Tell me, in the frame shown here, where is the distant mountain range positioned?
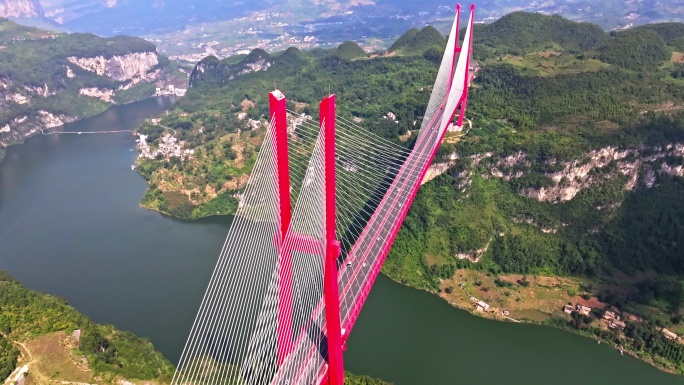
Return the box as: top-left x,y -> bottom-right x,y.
2,0 -> 683,38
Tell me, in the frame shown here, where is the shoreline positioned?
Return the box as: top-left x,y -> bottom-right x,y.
130,189 -> 684,378
0,95 -> 170,168
382,270 -> 684,377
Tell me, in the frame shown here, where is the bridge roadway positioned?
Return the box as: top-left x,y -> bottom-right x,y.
271,106 -> 447,385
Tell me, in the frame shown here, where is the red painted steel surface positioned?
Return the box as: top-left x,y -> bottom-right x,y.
270,90 -> 294,366
321,95 -> 345,385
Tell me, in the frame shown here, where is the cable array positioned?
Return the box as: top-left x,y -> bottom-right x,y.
418,7 -> 460,137
171,120 -> 282,385
171,6 -> 474,383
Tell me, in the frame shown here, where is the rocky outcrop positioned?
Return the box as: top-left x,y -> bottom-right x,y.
0,77 -> 11,88
79,87 -> 114,103
38,110 -> 73,129
23,83 -> 54,97
240,59 -> 270,75
456,241 -> 490,263
190,50 -> 272,87
0,111 -> 74,144
422,161 -> 452,185
67,52 -> 159,82
422,153 -> 459,184
473,144 -> 684,203
6,93 -> 28,104
0,0 -> 43,18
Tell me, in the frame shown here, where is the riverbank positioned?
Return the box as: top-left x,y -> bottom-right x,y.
423,268 -> 684,376
0,96 -> 175,168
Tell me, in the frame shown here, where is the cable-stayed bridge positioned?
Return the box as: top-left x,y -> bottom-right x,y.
171,5 -> 475,385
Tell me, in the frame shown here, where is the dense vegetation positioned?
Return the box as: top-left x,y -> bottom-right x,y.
345,372 -> 392,385
137,27 -> 446,217
597,29 -> 671,71
0,270 -> 174,381
473,12 -> 608,57
547,312 -> 684,373
381,15 -> 684,354
0,334 -> 18,381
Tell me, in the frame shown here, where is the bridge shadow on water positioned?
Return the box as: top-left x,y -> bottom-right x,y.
304,319 -> 330,363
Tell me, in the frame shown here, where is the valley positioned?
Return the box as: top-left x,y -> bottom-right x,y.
132,11 -> 684,375
0,1 -> 684,383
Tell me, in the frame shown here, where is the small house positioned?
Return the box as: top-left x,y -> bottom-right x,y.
609,319 -> 626,330
603,311 -> 616,321
476,300 -> 490,311
563,305 -> 573,314
576,304 -> 591,316
662,329 -> 679,340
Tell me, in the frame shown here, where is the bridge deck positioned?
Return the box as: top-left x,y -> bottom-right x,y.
271,108 -> 447,385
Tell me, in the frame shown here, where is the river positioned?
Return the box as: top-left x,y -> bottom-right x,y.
0,98 -> 681,384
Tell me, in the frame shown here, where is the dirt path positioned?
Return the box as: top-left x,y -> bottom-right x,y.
1,333 -> 53,385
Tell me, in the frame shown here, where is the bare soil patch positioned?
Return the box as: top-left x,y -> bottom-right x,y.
24,331 -> 92,383
241,99 -> 255,112
574,295 -> 607,309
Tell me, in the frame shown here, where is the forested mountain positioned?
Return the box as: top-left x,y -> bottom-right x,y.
136,12 -> 684,372
136,27 -> 443,218
0,18 -> 186,163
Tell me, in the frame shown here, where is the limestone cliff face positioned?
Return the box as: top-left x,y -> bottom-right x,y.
453,144 -> 684,203
0,0 -> 43,18
67,52 -> 159,82
0,111 -> 75,145
79,87 -> 114,103
514,145 -> 684,202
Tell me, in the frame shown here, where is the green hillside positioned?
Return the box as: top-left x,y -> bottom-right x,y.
137,40 -> 438,218
333,41 -> 367,60
0,271 -> 173,383
598,29 -> 671,71
474,12 -> 608,57
135,12 -> 684,373
631,22 -> 684,50
389,26 -> 446,54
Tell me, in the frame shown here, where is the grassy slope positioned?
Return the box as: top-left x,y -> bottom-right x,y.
0,271 -> 174,383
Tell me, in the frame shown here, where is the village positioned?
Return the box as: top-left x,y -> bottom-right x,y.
465,292 -> 681,345
136,131 -> 194,162
154,84 -> 188,97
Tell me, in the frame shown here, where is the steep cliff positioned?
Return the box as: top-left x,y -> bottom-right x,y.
0,18 -> 187,161
67,51 -> 159,82
0,0 -> 42,18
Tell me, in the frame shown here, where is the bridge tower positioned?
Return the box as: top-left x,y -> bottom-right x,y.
270,90 -> 294,366
456,4 -> 475,127
321,94 -> 344,385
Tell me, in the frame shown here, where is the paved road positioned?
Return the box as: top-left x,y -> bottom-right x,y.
270,105 -> 447,385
